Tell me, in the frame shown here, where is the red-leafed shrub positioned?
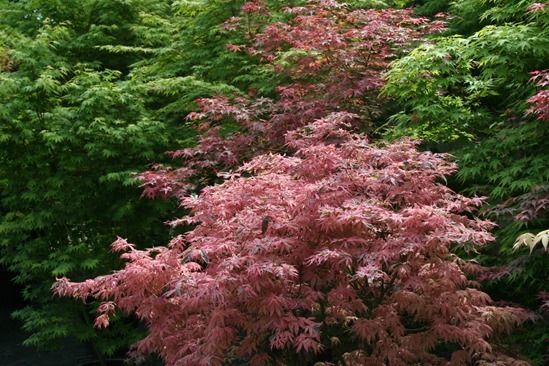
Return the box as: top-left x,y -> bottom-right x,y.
55,113 -> 530,366
138,1 -> 445,201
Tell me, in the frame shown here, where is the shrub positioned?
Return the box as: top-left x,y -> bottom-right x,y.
55,113 -> 530,366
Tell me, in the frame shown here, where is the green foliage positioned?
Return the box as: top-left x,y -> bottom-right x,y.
504,322 -> 549,366
0,0 -> 189,357
450,0 -> 547,34
456,123 -> 549,200
94,0 -> 290,135
0,0 -> 151,72
384,21 -> 548,141
0,0 -> 296,357
382,37 -> 488,142
414,0 -> 450,16
12,303 -> 145,356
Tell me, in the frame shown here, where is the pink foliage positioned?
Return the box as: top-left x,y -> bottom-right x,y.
527,70 -> 549,122
139,2 -> 445,200
55,113 -> 530,365
527,2 -> 547,13
241,1 -> 266,14
232,2 -> 444,138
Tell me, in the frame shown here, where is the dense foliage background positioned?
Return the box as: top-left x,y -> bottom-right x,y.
1,0 -> 547,365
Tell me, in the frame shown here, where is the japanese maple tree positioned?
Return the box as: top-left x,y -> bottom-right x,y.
139,1 -> 445,201
56,113 -> 530,366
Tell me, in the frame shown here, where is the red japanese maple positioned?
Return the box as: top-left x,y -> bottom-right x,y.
55,113 -> 530,365
139,1 -> 445,200
224,3 -> 444,141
